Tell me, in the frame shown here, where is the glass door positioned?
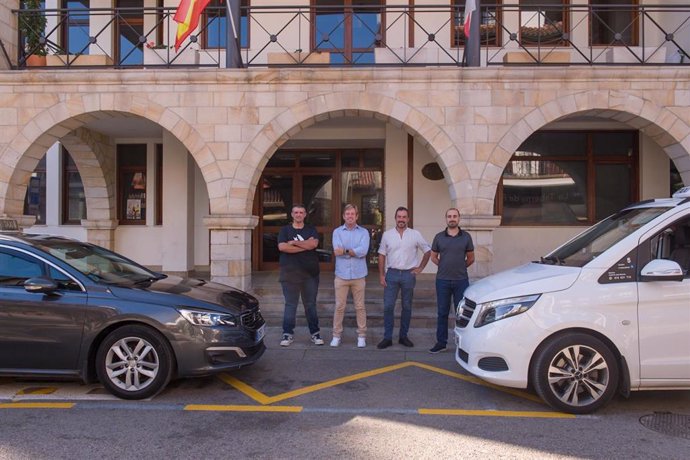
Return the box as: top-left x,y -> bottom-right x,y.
255,149 -> 384,271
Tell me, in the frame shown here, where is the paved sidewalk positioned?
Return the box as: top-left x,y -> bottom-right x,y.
263,325 -> 451,359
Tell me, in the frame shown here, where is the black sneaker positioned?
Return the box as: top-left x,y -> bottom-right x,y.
429,343 -> 447,354
377,338 -> 393,349
398,337 -> 414,347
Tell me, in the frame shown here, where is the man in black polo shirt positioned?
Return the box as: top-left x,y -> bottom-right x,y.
429,208 -> 474,353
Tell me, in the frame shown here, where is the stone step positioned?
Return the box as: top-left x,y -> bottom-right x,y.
248,272 -> 445,329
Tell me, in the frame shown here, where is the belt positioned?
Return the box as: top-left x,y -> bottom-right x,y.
387,268 -> 413,272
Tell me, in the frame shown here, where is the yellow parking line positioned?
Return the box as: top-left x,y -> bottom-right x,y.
419,408 -> 576,418
16,387 -> 58,395
184,404 -> 302,413
0,402 -> 74,409
409,362 -> 544,404
221,362 -> 414,405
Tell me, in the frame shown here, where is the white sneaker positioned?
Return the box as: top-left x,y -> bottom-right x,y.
280,334 -> 293,347
330,337 -> 341,347
357,337 -> 366,348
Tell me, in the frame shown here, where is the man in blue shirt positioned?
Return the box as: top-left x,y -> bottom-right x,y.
331,204 -> 371,348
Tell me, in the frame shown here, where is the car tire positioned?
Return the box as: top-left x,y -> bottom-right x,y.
531,332 -> 618,414
96,325 -> 174,400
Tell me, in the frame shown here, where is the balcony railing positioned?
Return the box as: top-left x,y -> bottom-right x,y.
10,3 -> 690,69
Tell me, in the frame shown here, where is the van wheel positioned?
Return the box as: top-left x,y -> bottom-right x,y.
96,325 -> 173,400
531,333 -> 618,414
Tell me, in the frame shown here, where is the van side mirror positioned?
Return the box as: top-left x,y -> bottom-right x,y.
640,259 -> 684,282
24,277 -> 60,294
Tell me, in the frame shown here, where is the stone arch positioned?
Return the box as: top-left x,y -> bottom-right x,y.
0,93 -> 223,218
236,92 -> 473,215
60,127 -> 116,222
480,91 -> 690,208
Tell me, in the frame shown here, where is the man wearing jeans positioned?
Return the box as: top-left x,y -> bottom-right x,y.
429,208 -> 474,353
277,204 -> 323,347
330,204 -> 370,348
377,206 -> 431,349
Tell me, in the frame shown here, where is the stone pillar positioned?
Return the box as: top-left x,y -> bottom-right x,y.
82,219 -> 118,250
203,214 -> 258,291
3,214 -> 37,230
462,215 -> 502,279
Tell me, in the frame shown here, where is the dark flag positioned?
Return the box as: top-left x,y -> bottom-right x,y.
464,0 -> 480,67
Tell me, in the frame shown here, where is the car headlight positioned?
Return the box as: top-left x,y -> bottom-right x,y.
178,308 -> 237,327
474,294 -> 541,328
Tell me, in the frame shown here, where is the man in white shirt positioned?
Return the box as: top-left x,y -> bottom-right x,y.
376,206 -> 431,349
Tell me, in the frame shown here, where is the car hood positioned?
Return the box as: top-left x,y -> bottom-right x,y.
108,276 -> 259,314
465,263 -> 580,304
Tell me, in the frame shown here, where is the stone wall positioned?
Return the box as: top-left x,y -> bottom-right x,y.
1,66 -> 690,287
0,1 -> 19,70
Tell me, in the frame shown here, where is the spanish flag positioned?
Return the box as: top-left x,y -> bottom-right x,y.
174,0 -> 212,51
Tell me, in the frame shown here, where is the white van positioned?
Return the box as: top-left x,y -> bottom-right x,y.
454,187 -> 690,414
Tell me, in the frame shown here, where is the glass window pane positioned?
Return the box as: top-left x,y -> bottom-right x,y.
590,0 -> 636,46
118,145 -> 147,167
592,132 -> 635,156
315,0 -> 345,51
520,0 -> 564,45
341,151 -> 359,168
501,160 -> 588,225
65,0 -> 90,55
516,132 -> 587,157
266,151 -> 296,167
262,175 -> 292,227
596,164 -> 630,221
0,251 -> 43,281
362,149 -> 383,168
23,172 -> 47,225
66,171 -> 86,223
302,175 -> 332,227
262,232 -> 280,262
300,152 -> 336,167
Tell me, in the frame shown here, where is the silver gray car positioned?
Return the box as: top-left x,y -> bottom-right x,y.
0,231 -> 266,399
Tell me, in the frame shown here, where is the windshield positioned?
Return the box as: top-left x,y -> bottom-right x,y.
542,206 -> 670,267
35,239 -> 162,285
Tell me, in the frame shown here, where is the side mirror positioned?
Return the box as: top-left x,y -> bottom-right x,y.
24,277 -> 60,294
640,259 -> 684,282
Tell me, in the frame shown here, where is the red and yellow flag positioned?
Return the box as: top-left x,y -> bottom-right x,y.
174,0 -> 212,51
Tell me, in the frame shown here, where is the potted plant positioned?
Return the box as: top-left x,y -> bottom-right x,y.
19,0 -> 48,66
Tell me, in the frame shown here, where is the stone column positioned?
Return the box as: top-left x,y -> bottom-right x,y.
462,215 -> 502,279
203,214 -> 258,291
3,214 -> 37,230
82,219 -> 118,250
0,1 -> 19,70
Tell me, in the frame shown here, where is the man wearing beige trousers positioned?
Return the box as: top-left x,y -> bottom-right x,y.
330,204 -> 371,348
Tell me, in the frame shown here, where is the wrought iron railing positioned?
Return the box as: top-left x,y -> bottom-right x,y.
11,3 -> 690,69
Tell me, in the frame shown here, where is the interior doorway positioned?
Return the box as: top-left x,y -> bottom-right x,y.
254,149 -> 384,271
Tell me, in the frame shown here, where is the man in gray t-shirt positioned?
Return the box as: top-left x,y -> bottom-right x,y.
429,208 -> 474,353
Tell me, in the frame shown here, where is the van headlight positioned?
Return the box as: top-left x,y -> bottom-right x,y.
474,295 -> 541,328
178,308 -> 237,327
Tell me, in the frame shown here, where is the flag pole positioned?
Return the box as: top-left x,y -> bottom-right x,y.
225,0 -> 243,68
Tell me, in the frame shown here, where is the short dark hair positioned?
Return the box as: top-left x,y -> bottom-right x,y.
292,203 -> 306,212
395,206 -> 408,217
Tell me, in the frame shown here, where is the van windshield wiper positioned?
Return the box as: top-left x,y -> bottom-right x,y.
540,255 -> 564,265
133,273 -> 167,286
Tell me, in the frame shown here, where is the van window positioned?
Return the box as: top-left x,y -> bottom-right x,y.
646,217 -> 690,277
543,206 -> 669,267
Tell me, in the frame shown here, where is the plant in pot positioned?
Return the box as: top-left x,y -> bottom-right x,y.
19,0 -> 48,66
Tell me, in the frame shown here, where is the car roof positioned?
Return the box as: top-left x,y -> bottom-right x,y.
0,232 -> 80,246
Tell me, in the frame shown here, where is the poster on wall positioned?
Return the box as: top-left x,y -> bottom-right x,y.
126,199 -> 142,220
